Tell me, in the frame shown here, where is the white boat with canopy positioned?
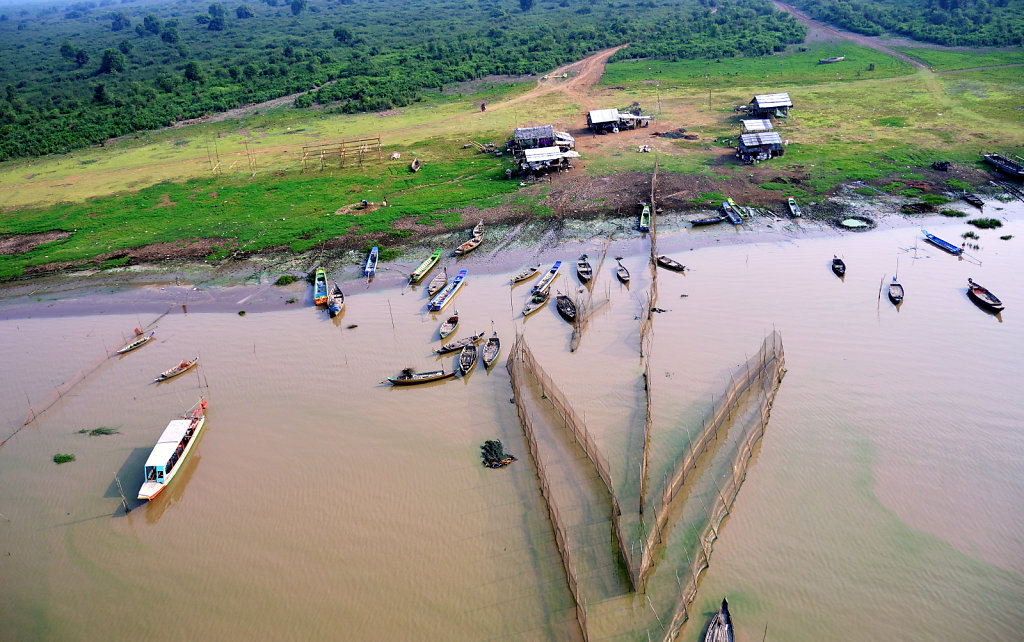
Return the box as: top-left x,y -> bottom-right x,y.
138,400 -> 208,501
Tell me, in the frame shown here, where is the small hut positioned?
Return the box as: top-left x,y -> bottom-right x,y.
511,125 -> 555,152
736,132 -> 785,164
748,93 -> 792,119
587,108 -> 652,133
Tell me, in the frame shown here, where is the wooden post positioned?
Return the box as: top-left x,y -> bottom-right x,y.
114,473 -> 131,513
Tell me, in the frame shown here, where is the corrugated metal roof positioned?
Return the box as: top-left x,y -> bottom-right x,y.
514,125 -> 554,141
742,119 -> 774,132
588,108 -> 620,124
751,93 -> 792,108
144,419 -> 192,468
524,146 -> 564,162
739,132 -> 783,147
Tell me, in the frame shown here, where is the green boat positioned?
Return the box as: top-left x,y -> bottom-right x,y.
410,248 -> 443,284
638,203 -> 651,232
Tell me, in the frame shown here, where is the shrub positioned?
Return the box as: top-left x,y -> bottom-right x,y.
53,453 -> 76,464
967,218 -> 1002,229
275,274 -> 298,286
940,209 -> 966,217
962,230 -> 979,239
1000,234 -> 1013,240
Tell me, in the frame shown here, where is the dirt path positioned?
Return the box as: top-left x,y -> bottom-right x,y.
494,45 -> 627,113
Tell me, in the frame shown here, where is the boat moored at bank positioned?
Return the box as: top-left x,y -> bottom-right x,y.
138,400 -> 208,501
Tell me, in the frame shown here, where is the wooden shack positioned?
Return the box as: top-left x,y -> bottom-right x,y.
509,125 -> 575,154
741,119 -> 774,133
748,93 -> 792,119
587,108 -> 652,133
736,131 -> 785,164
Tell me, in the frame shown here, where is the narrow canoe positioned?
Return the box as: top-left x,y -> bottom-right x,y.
555,294 -> 577,322
138,400 -> 207,501
313,266 -> 329,305
458,344 -> 477,375
656,255 -> 685,271
704,598 -> 734,642
511,264 -> 541,284
967,278 -> 1004,312
427,268 -> 448,296
364,247 -> 379,277
428,269 -> 467,312
615,259 -> 630,284
438,310 -> 459,339
482,333 -> 501,368
522,289 -> 550,316
691,216 -> 726,226
410,248 -> 443,283
922,229 -> 963,255
787,196 -> 802,218
328,283 -> 345,317
963,193 -> 984,209
832,256 -> 846,277
819,56 -> 845,64
434,332 -> 484,355
455,236 -> 482,256
388,368 -> 455,385
577,254 -> 593,283
154,357 -> 198,383
982,153 -> 1024,179
117,330 -> 155,354
888,278 -> 904,304
532,261 -> 562,294
722,201 -> 742,225
472,219 -> 484,238
638,203 -> 651,232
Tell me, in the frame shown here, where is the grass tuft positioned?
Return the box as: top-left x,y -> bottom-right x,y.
967,218 -> 1002,229
53,453 -> 75,464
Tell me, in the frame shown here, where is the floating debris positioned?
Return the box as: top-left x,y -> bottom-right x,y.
481,440 -> 517,469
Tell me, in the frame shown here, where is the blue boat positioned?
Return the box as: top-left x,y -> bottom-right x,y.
364,246 -> 379,276
428,269 -> 467,311
922,229 -> 962,255
531,261 -> 562,295
722,201 -> 742,225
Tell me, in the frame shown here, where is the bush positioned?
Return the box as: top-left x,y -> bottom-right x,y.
967,218 -> 1002,229
275,274 -> 298,285
940,209 -> 966,217
53,453 -> 76,464
962,230 -> 979,239
1000,235 -> 1013,240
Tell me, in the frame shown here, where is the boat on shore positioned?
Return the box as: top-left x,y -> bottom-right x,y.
482,332 -> 500,368
691,215 -> 726,226
615,258 -> 630,284
832,256 -> 846,277
388,368 -> 455,385
410,157 -> 421,172
577,254 -> 593,283
982,152 -> 1024,179
922,229 -> 963,255
313,266 -> 329,305
888,277 -> 904,304
787,196 -> 802,218
410,248 -> 443,283
455,236 -> 482,256
704,598 -> 734,642
154,357 -> 198,383
963,192 -> 984,209
556,294 -> 577,322
819,55 -> 845,64
472,219 -> 484,238
364,247 -> 379,277
967,278 -> 1004,312
511,264 -> 541,284
656,255 -> 685,271
438,311 -> 459,339
458,344 -> 477,375
532,261 -> 561,294
639,203 -> 651,232
138,400 -> 208,501
427,268 -> 448,296
327,283 -> 345,317
117,330 -> 155,355
434,331 -> 484,355
428,269 -> 467,311
522,289 -> 550,316
722,200 -> 742,225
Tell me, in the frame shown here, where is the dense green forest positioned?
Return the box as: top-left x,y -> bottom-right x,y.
0,0 -> 805,161
787,0 -> 1024,47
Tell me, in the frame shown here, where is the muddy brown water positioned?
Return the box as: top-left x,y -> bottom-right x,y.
1,207 -> 1021,640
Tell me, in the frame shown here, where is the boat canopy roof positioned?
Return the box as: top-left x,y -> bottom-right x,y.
144,419 -> 192,468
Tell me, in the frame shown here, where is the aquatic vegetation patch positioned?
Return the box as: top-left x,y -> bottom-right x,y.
53,454 -> 75,464
967,218 -> 1002,229
920,194 -> 952,206
274,275 -> 298,286
79,427 -> 118,436
940,209 -> 967,217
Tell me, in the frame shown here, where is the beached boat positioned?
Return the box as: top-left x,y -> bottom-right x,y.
410,248 -> 443,283
472,219 -> 484,238
313,266 -> 329,305
691,215 -> 726,226
154,357 -> 198,383
555,294 -> 577,322
704,598 -> 734,642
327,283 -> 345,317
522,289 -> 550,316
639,203 -> 651,232
455,236 -> 482,256
117,330 -> 155,355
511,264 -> 541,284
410,157 -> 422,172
427,268 -> 448,296
532,261 -> 562,295
138,400 -> 208,501
577,254 -> 593,283
967,278 -> 1004,312
364,247 -> 379,277
787,196 -> 802,218
482,332 -> 501,368
458,344 -> 477,375
831,256 -> 846,277
656,255 -> 685,272
722,201 -> 742,225
438,310 -> 459,339
922,229 -> 963,255
434,331 -> 484,355
982,153 -> 1024,179
819,55 -> 845,64
388,368 -> 455,385
963,193 -> 984,209
428,269 -> 467,311
888,277 -> 904,304
615,258 -> 630,284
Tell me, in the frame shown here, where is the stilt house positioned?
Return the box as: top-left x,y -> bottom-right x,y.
748,93 -> 792,119
736,131 -> 785,164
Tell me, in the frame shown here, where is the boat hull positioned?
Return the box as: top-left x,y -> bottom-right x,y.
923,230 -> 963,255
388,370 -> 455,385
138,408 -> 207,501
968,279 -> 1004,312
888,284 -> 904,304
154,359 -> 198,382
410,249 -> 442,283
428,270 -> 467,312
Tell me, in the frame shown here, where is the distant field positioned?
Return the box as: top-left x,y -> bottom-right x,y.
601,44 -> 914,91
893,47 -> 1024,72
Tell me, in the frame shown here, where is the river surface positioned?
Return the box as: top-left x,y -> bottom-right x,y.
1,207 -> 1022,640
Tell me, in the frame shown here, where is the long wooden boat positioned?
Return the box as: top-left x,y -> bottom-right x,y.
364,247 -> 379,277
410,157 -> 422,172
438,310 -> 459,339
704,598 -> 734,642
482,332 -> 500,369
472,219 -> 484,238
532,261 -> 562,294
511,264 -> 541,284
434,331 -> 484,355
831,255 -> 846,277
117,330 -> 155,355
787,196 -> 802,218
328,283 -> 345,317
982,153 -> 1024,179
691,215 -> 726,226
313,266 -> 329,305
455,236 -> 482,256
410,248 -> 443,283
922,229 -> 963,255
656,255 -> 685,271
722,201 -> 742,225
138,400 -> 208,501
638,203 -> 651,232
154,357 -> 198,383
458,344 -> 477,375
388,368 -> 455,385
888,277 -> 904,304
428,269 -> 467,311
819,55 -> 845,64
427,268 -> 448,296
615,259 -> 630,284
963,192 -> 984,209
576,254 -> 593,283
522,289 -> 550,316
967,278 -> 1004,312
555,294 -> 577,322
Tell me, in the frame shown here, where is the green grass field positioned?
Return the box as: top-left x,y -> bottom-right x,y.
893,47 -> 1024,72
